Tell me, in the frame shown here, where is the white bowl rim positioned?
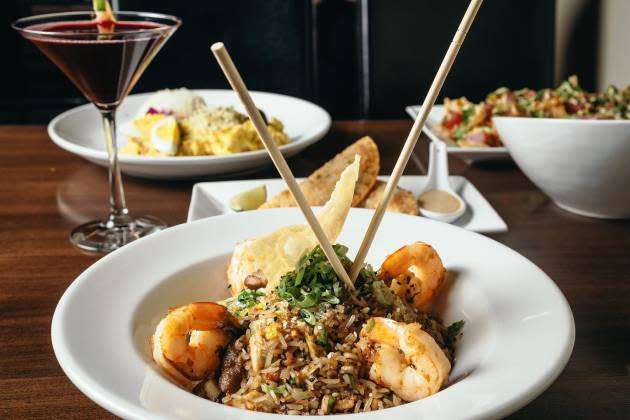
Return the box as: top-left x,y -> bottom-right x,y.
492,115 -> 630,124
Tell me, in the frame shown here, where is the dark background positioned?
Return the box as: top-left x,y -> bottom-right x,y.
3,0 -> 600,123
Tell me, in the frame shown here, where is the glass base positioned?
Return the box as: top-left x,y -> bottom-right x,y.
70,215 -> 167,253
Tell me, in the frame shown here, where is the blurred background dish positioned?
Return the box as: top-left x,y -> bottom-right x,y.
433,76 -> 628,148
408,75 -> 629,165
406,105 -> 510,163
48,89 -> 331,179
493,116 -> 630,219
119,88 -> 291,157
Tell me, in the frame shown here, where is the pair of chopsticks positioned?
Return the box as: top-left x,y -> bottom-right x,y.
212,43 -> 361,301
211,0 -> 482,295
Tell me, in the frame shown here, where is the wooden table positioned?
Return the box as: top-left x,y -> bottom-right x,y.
1,122 -> 628,419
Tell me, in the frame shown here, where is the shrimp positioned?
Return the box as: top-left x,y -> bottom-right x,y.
152,302 -> 238,389
378,242 -> 445,310
360,317 -> 451,402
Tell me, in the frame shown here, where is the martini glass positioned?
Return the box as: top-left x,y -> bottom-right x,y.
13,11 -> 181,252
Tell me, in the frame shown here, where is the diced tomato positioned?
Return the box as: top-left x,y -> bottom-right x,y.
565,102 -> 582,114
443,112 -> 463,129
264,371 -> 280,382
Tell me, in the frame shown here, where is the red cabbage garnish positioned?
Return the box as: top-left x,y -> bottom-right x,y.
146,107 -> 173,116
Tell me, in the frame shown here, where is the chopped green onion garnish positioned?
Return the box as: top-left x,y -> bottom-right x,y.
365,318 -> 375,333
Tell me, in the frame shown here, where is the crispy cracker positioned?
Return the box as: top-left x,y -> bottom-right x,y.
359,180 -> 419,215
228,157 -> 361,294
260,136 -> 379,208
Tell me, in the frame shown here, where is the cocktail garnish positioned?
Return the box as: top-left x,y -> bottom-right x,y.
92,0 -> 116,33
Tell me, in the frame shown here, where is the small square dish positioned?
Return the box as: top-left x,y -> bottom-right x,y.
188,175 -> 507,233
406,105 -> 511,163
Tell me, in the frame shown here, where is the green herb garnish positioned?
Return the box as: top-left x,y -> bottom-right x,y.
261,383 -> 287,395
462,107 -> 474,124
278,244 -> 351,309
344,373 -> 359,393
371,280 -> 396,306
327,395 -> 336,412
365,318 -> 375,333
445,320 -> 465,346
277,244 -> 380,325
453,125 -> 469,139
315,327 -> 328,346
300,309 -> 318,326
236,288 -> 265,308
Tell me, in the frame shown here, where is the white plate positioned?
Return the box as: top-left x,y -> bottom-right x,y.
187,176 -> 507,233
52,209 -> 573,420
48,90 -> 331,179
405,105 -> 510,163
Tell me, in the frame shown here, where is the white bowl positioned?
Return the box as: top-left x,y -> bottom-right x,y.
48,90 -> 331,179
51,208 -> 574,419
493,117 -> 630,219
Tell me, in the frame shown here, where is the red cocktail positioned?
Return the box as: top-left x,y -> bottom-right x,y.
13,11 -> 181,252
24,20 -> 168,106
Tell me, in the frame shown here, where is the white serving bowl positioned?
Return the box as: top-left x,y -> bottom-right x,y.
51,209 -> 574,419
493,117 -> 630,219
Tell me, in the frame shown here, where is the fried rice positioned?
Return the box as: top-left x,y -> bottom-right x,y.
155,244 -> 462,415
210,289 -> 449,415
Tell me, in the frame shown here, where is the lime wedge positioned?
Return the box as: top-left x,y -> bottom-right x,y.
229,185 -> 267,212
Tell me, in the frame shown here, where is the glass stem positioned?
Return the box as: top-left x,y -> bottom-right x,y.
101,108 -> 131,227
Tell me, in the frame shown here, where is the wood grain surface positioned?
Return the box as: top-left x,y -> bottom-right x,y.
0,122 -> 628,419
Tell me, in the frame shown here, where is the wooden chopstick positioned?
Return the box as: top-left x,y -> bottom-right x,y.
211,42 -> 361,299
349,0 -> 483,281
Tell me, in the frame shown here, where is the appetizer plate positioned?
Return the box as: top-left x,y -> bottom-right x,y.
48,90 -> 331,179
405,105 -> 510,163
52,209 -> 573,420
187,176 -> 508,233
